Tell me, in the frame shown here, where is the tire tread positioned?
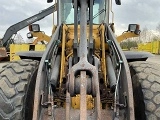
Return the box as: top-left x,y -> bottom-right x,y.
0,59 -> 38,119
129,61 -> 160,120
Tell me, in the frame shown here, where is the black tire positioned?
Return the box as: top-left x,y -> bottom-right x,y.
0,59 -> 39,120
129,61 -> 160,120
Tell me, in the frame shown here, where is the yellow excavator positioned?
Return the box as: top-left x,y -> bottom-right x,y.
117,24 -> 140,42
0,5 -> 56,61
0,0 -> 159,120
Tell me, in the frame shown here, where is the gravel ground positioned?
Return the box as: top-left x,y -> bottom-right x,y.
147,55 -> 160,64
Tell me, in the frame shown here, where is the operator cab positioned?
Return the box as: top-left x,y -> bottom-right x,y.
58,0 -> 109,25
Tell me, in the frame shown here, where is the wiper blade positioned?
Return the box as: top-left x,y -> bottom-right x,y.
92,9 -> 105,20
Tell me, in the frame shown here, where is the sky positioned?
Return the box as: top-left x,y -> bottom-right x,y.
0,0 -> 53,41
113,0 -> 160,35
0,0 -> 160,41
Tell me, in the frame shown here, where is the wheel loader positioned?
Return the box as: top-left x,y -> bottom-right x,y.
0,0 -> 160,120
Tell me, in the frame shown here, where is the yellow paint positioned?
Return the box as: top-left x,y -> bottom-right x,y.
152,41 -> 160,54
138,41 -> 160,54
10,44 -> 29,61
71,95 -> 94,109
117,32 -> 139,43
35,44 -> 46,51
59,24 -> 68,88
138,43 -> 151,52
10,44 -> 46,61
60,24 -> 108,87
31,32 -> 51,45
99,24 -> 107,85
58,24 -> 110,108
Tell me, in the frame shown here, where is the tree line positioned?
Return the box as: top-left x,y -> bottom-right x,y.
120,40 -> 138,50
120,23 -> 160,50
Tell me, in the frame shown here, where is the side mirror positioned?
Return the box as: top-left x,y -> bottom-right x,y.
115,0 -> 121,5
128,24 -> 141,35
110,23 -> 115,33
47,0 -> 53,3
29,24 -> 40,32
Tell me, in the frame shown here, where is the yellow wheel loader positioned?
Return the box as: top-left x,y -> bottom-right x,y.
0,0 -> 159,120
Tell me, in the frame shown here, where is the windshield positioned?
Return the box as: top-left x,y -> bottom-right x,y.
60,0 -> 107,24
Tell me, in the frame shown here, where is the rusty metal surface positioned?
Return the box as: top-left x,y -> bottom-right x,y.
79,0 -> 87,61
33,0 -> 135,120
0,47 -> 8,61
32,26 -> 61,120
67,1 -> 102,119
66,91 -> 71,120
80,71 -> 87,120
67,47 -> 103,120
51,106 -> 126,120
107,25 -> 135,120
68,60 -> 101,119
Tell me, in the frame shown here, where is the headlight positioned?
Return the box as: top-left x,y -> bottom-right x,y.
27,32 -> 33,38
128,24 -> 137,32
29,24 -> 40,32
